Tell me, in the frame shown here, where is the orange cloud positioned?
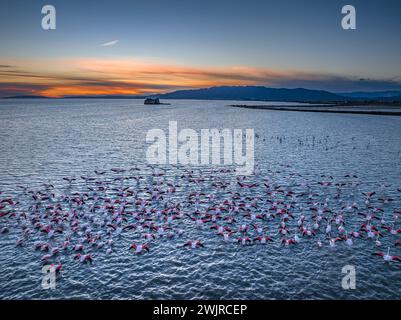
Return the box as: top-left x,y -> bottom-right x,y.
3,57 -> 395,97
0,57 -> 302,97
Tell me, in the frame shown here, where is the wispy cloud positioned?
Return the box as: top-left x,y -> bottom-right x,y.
100,40 -> 119,47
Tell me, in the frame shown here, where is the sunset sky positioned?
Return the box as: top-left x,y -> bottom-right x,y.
1,0 -> 401,97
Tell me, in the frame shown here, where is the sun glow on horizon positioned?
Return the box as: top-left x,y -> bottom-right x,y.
0,57 -> 294,97
1,56 -> 400,97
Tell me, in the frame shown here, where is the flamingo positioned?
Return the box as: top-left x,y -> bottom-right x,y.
328,237 -> 342,248
183,240 -> 204,249
128,241 -> 150,254
237,237 -> 252,245
74,253 -> 93,263
254,236 -> 273,244
372,248 -> 401,262
281,238 -> 296,246
50,262 -> 63,274
217,232 -> 234,242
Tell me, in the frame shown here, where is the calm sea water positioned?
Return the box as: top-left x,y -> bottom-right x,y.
1,99 -> 401,300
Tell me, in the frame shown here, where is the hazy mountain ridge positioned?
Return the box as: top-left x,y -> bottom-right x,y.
3,86 -> 401,102
158,86 -> 345,102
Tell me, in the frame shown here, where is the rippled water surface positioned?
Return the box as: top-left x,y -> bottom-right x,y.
1,99 -> 401,300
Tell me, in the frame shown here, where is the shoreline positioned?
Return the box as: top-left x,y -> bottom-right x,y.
228,104 -> 401,116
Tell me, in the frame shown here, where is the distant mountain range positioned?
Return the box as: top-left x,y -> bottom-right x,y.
158,86 -> 344,102
3,86 -> 401,102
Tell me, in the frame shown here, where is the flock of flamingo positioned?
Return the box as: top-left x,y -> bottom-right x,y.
1,164 -> 401,274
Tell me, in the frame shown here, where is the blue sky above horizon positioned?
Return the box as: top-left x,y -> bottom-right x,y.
0,0 -> 401,97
